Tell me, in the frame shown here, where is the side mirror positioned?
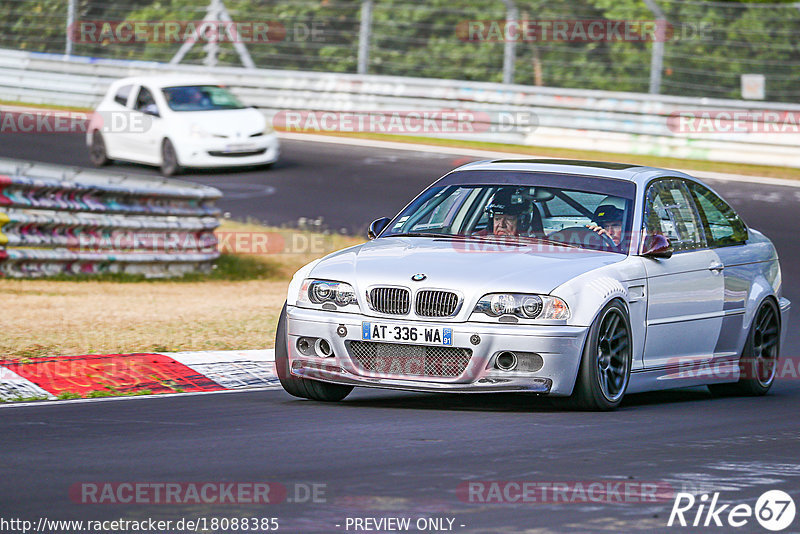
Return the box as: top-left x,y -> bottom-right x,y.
142,104 -> 160,117
642,234 -> 674,259
367,217 -> 391,240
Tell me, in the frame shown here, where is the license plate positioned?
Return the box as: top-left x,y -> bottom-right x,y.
361,322 -> 452,346
224,143 -> 257,153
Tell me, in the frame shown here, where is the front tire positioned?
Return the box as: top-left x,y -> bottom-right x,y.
709,299 -> 780,397
89,131 -> 112,167
570,300 -> 632,411
160,138 -> 182,176
274,303 -> 353,402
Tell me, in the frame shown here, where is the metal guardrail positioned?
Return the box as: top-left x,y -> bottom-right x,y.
0,158 -> 221,277
0,48 -> 799,167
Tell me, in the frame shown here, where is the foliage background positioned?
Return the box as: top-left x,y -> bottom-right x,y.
1,0 -> 798,101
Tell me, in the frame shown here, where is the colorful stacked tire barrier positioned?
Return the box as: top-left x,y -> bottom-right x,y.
0,158 -> 222,277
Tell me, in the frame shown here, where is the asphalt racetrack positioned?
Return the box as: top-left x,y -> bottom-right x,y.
2,132 -> 800,533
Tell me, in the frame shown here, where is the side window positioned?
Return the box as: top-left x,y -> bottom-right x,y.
114,85 -> 132,107
643,179 -> 706,252
134,86 -> 158,115
687,182 -> 748,247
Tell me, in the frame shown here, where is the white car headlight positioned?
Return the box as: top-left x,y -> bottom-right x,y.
474,293 -> 570,320
298,279 -> 358,310
190,123 -> 212,139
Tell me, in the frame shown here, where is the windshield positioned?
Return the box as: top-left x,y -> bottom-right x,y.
382,176 -> 636,253
162,85 -> 245,111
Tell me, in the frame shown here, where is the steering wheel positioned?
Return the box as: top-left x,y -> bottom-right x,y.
546,226 -> 619,251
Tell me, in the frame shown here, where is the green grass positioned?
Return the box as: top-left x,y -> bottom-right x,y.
0,394 -> 51,403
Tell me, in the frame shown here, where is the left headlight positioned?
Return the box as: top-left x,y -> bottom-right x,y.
298,279 -> 358,310
473,293 -> 570,320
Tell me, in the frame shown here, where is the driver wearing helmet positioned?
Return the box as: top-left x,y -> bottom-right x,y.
476,187 -> 530,237
586,205 -> 624,246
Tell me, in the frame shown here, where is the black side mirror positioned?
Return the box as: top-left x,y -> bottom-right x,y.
368,217 -> 391,240
642,234 -> 674,259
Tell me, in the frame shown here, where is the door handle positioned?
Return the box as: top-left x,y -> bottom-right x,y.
708,261 -> 724,272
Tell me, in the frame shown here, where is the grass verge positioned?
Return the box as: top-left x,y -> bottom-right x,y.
0,220 -> 363,359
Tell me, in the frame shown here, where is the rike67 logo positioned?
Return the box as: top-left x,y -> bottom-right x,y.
668,490 -> 796,531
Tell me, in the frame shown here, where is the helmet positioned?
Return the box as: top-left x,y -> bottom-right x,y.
485,187 -> 530,217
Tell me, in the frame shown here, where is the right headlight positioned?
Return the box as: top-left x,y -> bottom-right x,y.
297,279 -> 359,310
473,293 -> 570,320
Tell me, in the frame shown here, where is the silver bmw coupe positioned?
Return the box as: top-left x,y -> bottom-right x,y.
275,159 -> 790,410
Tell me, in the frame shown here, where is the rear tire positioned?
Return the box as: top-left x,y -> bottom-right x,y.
89,131 -> 111,167
274,303 -> 353,402
570,300 -> 632,411
160,138 -> 182,176
708,299 -> 780,397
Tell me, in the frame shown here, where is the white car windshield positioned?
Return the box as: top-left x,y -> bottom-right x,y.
382,175 -> 636,253
162,85 -> 245,111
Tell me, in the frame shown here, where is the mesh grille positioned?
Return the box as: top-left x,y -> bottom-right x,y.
347,341 -> 472,378
415,290 -> 460,317
369,287 -> 411,315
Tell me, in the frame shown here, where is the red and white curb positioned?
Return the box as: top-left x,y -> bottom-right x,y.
0,349 -> 277,402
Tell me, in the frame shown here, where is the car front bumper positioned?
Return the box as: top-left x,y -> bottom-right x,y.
286,306 -> 589,396
175,134 -> 280,168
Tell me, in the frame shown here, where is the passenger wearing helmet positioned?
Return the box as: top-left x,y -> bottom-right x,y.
587,205 -> 624,246
476,187 -> 531,237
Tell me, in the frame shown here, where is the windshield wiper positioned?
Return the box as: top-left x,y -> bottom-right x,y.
389,232 -> 456,238
468,234 -> 582,249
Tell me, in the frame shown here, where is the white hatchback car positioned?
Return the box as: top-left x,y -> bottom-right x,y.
87,76 -> 279,176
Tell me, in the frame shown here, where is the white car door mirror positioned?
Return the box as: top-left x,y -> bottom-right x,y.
142,104 -> 160,117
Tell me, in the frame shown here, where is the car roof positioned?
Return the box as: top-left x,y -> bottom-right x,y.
447,159 -> 697,188
109,75 -> 223,91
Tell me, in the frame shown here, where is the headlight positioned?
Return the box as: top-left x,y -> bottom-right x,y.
190,123 -> 211,139
474,293 -> 569,320
298,279 -> 358,309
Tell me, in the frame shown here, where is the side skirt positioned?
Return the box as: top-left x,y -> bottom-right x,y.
627,358 -> 740,394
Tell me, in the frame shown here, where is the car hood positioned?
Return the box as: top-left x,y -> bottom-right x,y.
174,108 -> 266,137
309,236 -> 625,301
